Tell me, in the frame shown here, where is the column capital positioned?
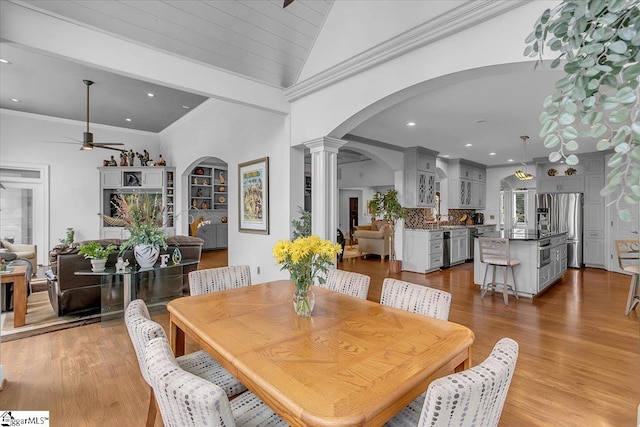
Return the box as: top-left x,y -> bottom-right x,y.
303,137 -> 346,153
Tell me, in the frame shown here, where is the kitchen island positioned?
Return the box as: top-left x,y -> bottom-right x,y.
473,230 -> 567,298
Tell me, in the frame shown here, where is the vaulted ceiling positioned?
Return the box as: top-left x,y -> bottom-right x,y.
1,0 -> 597,166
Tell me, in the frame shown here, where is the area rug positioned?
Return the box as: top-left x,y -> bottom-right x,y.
1,291 -> 100,342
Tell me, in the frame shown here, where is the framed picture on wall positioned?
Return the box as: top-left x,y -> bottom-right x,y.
238,157 -> 269,234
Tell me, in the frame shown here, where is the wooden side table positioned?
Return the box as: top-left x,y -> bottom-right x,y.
1,265 -> 28,327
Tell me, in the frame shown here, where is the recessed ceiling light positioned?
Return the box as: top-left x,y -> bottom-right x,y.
508,159 -> 514,162
147,93 -> 155,98
406,122 -> 416,127
489,152 -> 496,156
475,119 -> 486,124
10,98 -> 20,102
441,154 -> 450,158
0,59 -> 11,64
465,143 -> 473,147
125,118 -> 132,122
182,105 -> 190,109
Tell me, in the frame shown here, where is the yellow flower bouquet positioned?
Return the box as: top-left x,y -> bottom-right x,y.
273,235 -> 342,316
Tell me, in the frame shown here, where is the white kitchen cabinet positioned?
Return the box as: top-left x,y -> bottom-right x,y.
403,229 -> 443,273
404,147 -> 438,208
538,176 -> 584,193
449,228 -> 468,265
102,170 -> 122,187
584,230 -> 605,268
447,159 -> 486,209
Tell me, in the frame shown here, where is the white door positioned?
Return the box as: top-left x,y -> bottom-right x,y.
0,164 -> 48,266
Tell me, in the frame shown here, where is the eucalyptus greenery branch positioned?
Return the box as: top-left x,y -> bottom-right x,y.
525,0 -> 640,221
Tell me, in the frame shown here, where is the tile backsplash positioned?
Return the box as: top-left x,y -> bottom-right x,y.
404,208 -> 476,229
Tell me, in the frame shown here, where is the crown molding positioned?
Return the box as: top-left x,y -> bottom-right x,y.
284,0 -> 526,102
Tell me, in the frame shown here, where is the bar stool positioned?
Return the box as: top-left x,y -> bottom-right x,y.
478,237 -> 520,305
615,240 -> 639,315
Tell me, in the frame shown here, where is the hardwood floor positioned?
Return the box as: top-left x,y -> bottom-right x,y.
1,252 -> 638,426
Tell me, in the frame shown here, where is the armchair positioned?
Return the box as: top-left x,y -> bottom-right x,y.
0,239 -> 37,274
353,220 -> 390,260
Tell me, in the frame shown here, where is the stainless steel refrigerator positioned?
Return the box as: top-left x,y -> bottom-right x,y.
536,193 -> 584,268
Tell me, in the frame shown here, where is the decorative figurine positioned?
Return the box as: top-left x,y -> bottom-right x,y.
201,201 -> 208,209
172,248 -> 182,265
154,154 -> 166,166
196,187 -> 203,197
120,152 -> 128,166
194,177 -> 199,185
218,171 -> 225,184
159,254 -> 170,268
108,155 -> 117,166
128,150 -> 135,166
192,199 -> 198,208
115,257 -> 130,273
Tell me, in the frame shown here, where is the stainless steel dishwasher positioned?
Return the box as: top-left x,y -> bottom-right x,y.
442,231 -> 451,268
467,227 -> 478,261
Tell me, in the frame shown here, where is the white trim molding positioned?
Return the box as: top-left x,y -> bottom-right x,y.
284,0 -> 527,102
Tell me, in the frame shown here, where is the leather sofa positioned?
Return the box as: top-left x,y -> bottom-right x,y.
353,220 -> 391,260
47,236 -> 203,317
1,239 -> 37,274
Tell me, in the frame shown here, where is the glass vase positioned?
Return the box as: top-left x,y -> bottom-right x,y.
293,286 -> 315,317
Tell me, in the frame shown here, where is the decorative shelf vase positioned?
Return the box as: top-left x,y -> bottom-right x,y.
134,244 -> 160,268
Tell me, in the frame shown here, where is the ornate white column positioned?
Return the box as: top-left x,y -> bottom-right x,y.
303,137 -> 346,241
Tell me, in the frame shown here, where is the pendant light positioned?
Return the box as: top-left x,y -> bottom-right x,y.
514,135 -> 534,180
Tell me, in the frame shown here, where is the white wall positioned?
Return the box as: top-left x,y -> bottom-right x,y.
338,160 -> 394,189
0,110 -> 162,261
484,165 -> 537,225
160,99 -> 291,282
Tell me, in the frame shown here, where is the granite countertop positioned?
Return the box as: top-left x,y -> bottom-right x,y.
480,229 -> 567,241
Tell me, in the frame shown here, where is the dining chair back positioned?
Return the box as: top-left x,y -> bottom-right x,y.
188,265 -> 252,296
145,337 -> 287,427
125,300 -> 247,427
380,278 -> 451,320
318,269 -> 370,299
478,237 -> 520,305
615,240 -> 639,315
385,337 -> 519,427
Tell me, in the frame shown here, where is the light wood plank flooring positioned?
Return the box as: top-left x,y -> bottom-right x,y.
1,251 -> 638,426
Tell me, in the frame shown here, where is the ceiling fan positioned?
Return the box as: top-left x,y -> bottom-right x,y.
51,80 -> 126,152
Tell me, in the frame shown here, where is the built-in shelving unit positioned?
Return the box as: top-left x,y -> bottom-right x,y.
189,162 -> 228,250
99,166 -> 175,239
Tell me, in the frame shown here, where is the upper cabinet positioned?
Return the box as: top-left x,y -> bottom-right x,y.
404,147 -> 438,208
447,159 -> 487,209
536,161 -> 585,193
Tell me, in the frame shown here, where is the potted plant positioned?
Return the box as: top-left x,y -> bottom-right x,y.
109,193 -> 168,268
78,241 -> 117,272
369,189 -> 407,273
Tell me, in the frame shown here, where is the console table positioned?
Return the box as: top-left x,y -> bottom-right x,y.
75,259 -> 199,320
0,265 -> 28,327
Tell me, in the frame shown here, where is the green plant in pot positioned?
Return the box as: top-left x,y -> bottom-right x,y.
110,193 -> 168,268
369,189 -> 407,273
78,241 -> 117,272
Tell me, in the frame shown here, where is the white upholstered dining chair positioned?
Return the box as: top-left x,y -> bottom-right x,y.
188,265 -> 252,296
146,337 -> 287,427
125,300 -> 247,427
318,269 -> 370,299
380,278 -> 451,321
384,337 -> 519,427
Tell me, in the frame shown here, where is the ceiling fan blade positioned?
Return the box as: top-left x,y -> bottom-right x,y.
79,144 -> 127,153
93,142 -> 125,146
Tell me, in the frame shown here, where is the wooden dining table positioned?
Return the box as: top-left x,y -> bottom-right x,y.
168,280 -> 474,427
